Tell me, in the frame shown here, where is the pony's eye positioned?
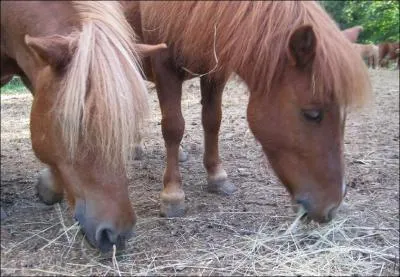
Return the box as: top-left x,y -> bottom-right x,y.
302,109 -> 323,123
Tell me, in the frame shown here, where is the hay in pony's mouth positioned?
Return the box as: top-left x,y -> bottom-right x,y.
285,206 -> 308,235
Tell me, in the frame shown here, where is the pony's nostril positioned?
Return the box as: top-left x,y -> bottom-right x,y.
296,198 -> 311,213
95,224 -> 118,251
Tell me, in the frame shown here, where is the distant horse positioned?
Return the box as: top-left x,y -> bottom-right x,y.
341,26 -> 380,68
1,1 -> 165,252
379,42 -> 400,69
353,43 -> 380,69
122,2 -> 371,223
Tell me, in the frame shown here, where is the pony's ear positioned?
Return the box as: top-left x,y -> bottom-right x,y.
136,43 -> 167,57
25,34 -> 77,71
287,25 -> 316,68
342,26 -> 363,43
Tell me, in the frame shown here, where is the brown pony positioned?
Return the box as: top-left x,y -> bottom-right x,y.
1,1 -> 165,252
379,42 -> 400,68
121,2 -> 371,223
353,43 -> 380,69
342,26 -> 380,68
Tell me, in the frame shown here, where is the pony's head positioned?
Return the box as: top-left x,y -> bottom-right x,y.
24,2 -> 165,252
247,21 -> 370,223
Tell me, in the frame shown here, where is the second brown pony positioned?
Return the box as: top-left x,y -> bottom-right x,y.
121,1 -> 371,223
123,1 -> 370,222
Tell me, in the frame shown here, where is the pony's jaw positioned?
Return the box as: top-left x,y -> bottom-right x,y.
247,88 -> 345,223
263,145 -> 344,223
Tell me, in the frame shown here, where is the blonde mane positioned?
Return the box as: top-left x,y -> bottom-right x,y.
141,1 -> 371,107
56,1 -> 148,168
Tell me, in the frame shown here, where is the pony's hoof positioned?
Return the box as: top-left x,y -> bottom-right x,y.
133,144 -> 145,160
207,178 -> 237,196
159,189 -> 186,217
160,201 -> 186,218
36,169 -> 63,205
178,147 -> 188,162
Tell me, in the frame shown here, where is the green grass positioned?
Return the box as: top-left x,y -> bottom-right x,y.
1,77 -> 28,94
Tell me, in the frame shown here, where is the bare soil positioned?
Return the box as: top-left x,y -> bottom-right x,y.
1,70 -> 399,276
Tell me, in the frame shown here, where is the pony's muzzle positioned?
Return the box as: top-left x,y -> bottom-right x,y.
296,198 -> 338,223
95,223 -> 133,252
74,200 -> 134,252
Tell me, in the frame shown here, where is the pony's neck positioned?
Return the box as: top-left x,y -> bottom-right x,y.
234,52 -> 283,97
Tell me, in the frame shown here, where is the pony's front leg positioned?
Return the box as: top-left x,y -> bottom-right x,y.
200,75 -> 237,195
152,56 -> 186,217
36,167 -> 64,205
132,130 -> 187,162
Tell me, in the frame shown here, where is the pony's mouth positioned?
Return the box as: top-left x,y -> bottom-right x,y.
73,200 -> 132,252
292,202 -> 338,224
74,214 -> 131,252
285,205 -> 309,234
293,204 -> 309,221
291,200 -> 334,224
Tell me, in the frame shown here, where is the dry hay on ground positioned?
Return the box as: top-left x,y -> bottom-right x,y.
1,69 -> 399,276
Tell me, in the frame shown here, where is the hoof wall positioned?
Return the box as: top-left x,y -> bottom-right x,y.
160,200 -> 186,218
207,179 -> 237,196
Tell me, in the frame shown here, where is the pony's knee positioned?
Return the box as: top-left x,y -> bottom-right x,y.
36,168 -> 64,205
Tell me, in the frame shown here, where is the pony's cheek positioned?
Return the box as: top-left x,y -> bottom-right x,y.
30,75 -> 65,164
262,149 -> 299,192
246,99 -> 275,141
30,120 -> 57,164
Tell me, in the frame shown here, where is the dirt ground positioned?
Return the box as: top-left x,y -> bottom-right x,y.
1,69 -> 399,276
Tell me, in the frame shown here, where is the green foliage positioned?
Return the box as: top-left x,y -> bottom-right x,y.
0,77 -> 27,94
319,0 -> 399,44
